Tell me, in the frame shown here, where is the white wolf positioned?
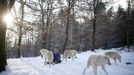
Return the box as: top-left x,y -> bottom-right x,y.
83,55 -> 111,75
105,51 -> 121,64
63,50 -> 77,61
40,49 -> 54,66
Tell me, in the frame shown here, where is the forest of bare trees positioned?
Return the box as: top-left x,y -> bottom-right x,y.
1,0 -> 134,72
4,0 -> 134,57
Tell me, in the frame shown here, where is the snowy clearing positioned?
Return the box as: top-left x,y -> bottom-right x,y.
0,48 -> 134,75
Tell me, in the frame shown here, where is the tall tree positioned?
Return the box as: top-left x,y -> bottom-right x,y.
62,0 -> 73,52
92,0 -> 106,51
37,0 -> 54,49
126,0 -> 131,48
106,6 -> 127,49
0,0 -> 15,72
16,0 -> 25,58
91,0 -> 97,51
46,0 -> 53,50
39,0 -> 47,49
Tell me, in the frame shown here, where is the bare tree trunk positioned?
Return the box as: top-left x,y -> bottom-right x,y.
46,0 -> 52,50
77,34 -> 82,51
77,22 -> 83,51
48,24 -> 52,50
39,0 -> 46,49
17,0 -> 25,58
39,0 -> 52,49
48,2 -> 53,50
70,0 -> 75,49
91,0 -> 97,52
0,11 -> 7,72
126,0 -> 131,49
62,0 -> 72,52
39,0 -> 53,50
0,0 -> 15,72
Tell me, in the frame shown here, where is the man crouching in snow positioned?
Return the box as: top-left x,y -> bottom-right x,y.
53,49 -> 61,64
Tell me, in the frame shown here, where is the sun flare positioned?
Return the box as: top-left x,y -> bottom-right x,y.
3,13 -> 14,27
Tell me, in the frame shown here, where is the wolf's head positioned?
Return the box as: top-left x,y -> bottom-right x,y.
105,56 -> 111,65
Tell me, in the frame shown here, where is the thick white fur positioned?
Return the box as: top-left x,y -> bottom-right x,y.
40,49 -> 49,62
40,49 -> 54,66
105,51 -> 121,64
71,50 -> 77,58
63,50 -> 77,61
46,51 -> 54,66
83,55 -> 111,75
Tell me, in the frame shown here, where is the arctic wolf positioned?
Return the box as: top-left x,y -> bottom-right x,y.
105,51 -> 121,64
83,55 -> 111,75
40,49 -> 54,66
63,50 -> 77,61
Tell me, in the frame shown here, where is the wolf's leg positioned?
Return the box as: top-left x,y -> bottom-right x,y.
65,57 -> 67,62
113,57 -> 117,64
45,56 -> 47,63
93,66 -> 97,75
118,56 -> 121,62
83,63 -> 90,74
101,65 -> 108,75
72,56 -> 74,61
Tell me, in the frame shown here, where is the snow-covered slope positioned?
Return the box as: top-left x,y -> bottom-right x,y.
1,49 -> 134,75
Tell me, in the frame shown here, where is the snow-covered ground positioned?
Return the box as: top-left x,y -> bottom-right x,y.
1,48 -> 134,75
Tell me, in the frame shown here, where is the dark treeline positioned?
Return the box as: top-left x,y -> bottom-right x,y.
4,0 -> 134,58
104,5 -> 134,49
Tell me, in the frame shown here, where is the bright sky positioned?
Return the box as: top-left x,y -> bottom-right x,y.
112,0 -> 127,10
3,13 -> 14,27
